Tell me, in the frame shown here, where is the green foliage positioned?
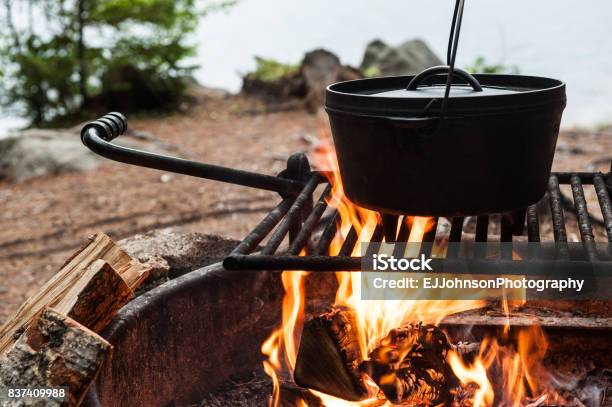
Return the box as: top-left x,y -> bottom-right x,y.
248,57 -> 298,82
1,35 -> 82,125
465,57 -> 520,74
0,0 -> 235,126
363,66 -> 381,78
596,122 -> 612,133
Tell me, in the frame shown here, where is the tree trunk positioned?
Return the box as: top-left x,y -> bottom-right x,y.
76,0 -> 87,103
3,0 -> 20,48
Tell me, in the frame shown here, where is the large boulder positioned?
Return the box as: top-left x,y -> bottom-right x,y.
0,128 -> 180,183
360,38 -> 442,77
241,49 -> 362,113
301,49 -> 362,112
0,129 -> 101,183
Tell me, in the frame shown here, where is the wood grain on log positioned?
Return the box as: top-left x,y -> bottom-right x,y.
0,308 -> 112,406
294,307 -> 367,401
0,233 -> 149,355
65,259 -> 134,333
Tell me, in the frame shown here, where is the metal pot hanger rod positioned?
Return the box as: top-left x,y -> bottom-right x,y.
81,112 -> 311,197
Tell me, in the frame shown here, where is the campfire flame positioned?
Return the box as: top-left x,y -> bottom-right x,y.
261,128 -> 566,406
448,325 -> 562,407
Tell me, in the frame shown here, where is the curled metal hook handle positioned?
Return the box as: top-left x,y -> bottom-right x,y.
80,112 -> 308,196
80,112 -> 127,142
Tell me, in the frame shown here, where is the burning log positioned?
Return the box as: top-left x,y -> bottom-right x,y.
276,381 -> 324,407
360,323 -> 457,405
0,308 -> 112,406
294,307 -> 368,401
295,308 -> 481,405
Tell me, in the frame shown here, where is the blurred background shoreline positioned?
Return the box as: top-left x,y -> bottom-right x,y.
2,0 -> 612,134
194,0 -> 611,128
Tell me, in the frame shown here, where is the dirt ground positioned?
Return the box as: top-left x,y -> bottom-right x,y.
0,96 -> 610,324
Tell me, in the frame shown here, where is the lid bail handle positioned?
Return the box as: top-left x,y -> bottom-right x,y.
406,65 -> 483,92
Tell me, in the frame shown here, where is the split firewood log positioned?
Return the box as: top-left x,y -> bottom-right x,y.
0,308 -> 112,406
0,233 -> 150,355
294,307 -> 368,401
65,259 -> 134,332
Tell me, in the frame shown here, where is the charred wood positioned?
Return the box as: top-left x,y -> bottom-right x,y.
295,309 -> 482,405
294,307 -> 367,401
276,380 -> 324,407
360,323 -> 457,405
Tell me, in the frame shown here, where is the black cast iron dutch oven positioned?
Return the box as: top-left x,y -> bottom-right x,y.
325,65 -> 566,217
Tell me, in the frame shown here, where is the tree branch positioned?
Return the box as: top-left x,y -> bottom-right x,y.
3,0 -> 21,48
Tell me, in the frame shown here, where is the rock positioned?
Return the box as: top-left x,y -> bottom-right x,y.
241,48 -> 362,113
0,129 -> 101,183
185,80 -> 230,100
0,128 -> 181,183
160,173 -> 173,183
118,228 -> 240,282
360,39 -> 392,74
360,38 -> 442,77
301,49 -> 361,113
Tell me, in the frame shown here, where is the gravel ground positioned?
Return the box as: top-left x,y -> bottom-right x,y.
0,96 -> 610,324
195,371 -> 272,407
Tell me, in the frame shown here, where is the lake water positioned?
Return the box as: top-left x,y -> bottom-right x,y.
2,0 -> 611,135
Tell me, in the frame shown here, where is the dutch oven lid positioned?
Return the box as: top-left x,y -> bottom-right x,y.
326,66 -> 566,118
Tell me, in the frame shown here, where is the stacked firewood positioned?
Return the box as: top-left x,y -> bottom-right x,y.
0,233 -> 151,406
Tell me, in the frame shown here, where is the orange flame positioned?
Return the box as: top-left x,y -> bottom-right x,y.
261,269 -> 308,405
448,325 -> 559,406
448,349 -> 494,407
262,127 -> 559,407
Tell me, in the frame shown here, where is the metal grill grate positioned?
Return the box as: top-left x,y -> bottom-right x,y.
223,167 -> 612,272
78,113 -> 612,273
